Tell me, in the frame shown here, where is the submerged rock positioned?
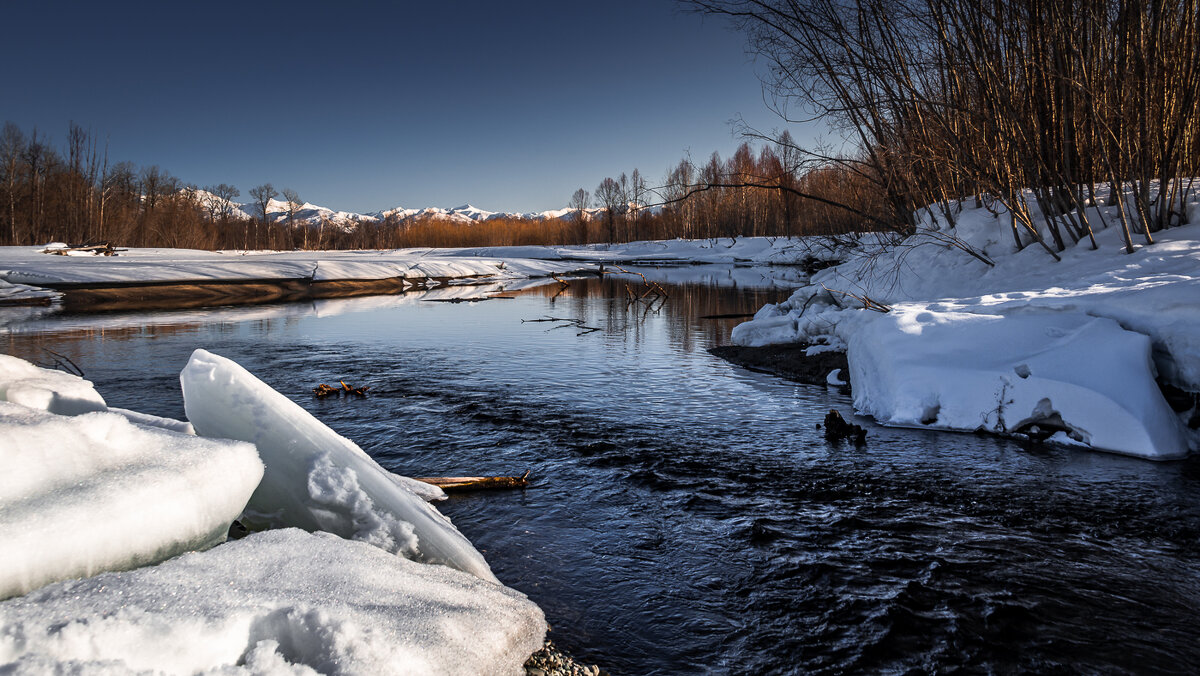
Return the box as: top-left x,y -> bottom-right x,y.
823,409 -> 867,444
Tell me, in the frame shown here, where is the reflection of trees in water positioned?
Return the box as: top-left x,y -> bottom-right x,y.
3,315 -> 303,374
521,274 -> 789,352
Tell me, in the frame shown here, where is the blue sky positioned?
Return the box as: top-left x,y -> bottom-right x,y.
2,1 -> 802,213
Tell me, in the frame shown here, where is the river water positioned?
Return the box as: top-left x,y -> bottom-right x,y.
4,265 -> 1200,674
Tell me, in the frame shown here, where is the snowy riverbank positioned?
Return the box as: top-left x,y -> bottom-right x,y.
0,352 -> 547,673
731,191 -> 1200,460
0,245 -> 597,311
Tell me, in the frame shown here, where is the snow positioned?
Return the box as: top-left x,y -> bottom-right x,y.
0,245 -> 588,288
0,352 -> 542,672
180,349 -> 498,583
436,236 -> 839,265
0,399 -> 262,600
0,279 -> 58,305
729,187 -> 1200,459
0,528 -> 546,675
847,309 -> 1189,459
0,354 -> 107,415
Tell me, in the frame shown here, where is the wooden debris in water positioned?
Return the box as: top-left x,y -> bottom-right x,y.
313,381 -> 370,397
414,470 -> 532,492
42,241 -> 123,256
521,316 -> 601,335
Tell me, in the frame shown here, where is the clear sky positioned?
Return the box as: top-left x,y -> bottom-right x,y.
2,1 -> 798,214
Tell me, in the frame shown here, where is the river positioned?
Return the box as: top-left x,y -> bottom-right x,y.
4,265 -> 1199,674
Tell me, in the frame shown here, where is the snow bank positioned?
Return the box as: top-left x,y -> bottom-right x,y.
849,309 -> 1190,459
437,235 -> 842,265
180,349 -> 497,583
0,529 -> 545,675
0,279 -> 58,305
0,354 -> 107,415
0,245 -> 589,288
0,401 -> 262,599
730,188 -> 1200,459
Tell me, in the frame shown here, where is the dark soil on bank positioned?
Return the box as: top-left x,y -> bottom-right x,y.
709,343 -> 850,390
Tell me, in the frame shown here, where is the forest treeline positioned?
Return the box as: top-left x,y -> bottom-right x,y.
3,0 -> 1197,252
0,120 -> 868,250
691,0 -> 1200,256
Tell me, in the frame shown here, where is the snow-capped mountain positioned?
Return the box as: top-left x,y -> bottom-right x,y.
184,188 -> 593,230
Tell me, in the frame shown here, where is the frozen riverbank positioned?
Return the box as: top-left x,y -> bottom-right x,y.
0,245 -> 595,310
730,190 -> 1200,460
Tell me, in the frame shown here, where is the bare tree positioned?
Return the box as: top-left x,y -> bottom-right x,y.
569,187 -> 590,243
595,177 -> 622,243
248,183 -> 277,250
282,188 -> 304,248
0,122 -> 24,244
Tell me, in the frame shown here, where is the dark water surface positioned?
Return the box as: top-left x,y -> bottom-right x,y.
5,266 -> 1200,675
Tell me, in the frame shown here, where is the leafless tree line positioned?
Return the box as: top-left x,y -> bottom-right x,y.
0,122 -> 322,250
0,120 -> 873,250
687,0 -> 1200,257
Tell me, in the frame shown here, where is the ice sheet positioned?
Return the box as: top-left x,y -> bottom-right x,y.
180,349 -> 497,582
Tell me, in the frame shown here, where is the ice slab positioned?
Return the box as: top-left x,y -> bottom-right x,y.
848,310 -> 1191,459
0,402 -> 263,599
0,529 -> 545,675
180,349 -> 497,583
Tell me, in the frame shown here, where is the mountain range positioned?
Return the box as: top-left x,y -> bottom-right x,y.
185,189 -> 593,231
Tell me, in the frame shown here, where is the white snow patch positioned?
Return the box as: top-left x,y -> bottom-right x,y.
0,401 -> 262,599
847,309 -> 1190,459
729,188 -> 1200,459
180,349 -> 497,583
0,353 -> 107,415
0,529 -> 545,675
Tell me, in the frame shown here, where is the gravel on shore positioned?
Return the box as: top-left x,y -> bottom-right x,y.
524,639 -> 608,676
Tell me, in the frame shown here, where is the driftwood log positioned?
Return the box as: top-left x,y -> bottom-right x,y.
414,470 -> 531,492
42,241 -> 123,256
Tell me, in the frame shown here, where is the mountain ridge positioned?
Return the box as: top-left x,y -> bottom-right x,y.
184,188 -> 596,231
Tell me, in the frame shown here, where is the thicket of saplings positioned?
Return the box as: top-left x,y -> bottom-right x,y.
690,0 -> 1199,260
0,121 -> 876,251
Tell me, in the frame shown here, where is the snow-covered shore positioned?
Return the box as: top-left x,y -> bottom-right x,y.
0,246 -> 592,287
0,353 -> 546,673
731,191 -> 1200,460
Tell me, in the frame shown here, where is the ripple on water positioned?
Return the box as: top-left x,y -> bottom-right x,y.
5,269 -> 1200,675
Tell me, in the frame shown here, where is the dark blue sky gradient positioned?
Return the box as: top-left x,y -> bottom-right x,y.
2,1 -> 806,213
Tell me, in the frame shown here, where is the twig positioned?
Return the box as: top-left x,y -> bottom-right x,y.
521,316 -> 602,335
38,348 -> 85,377
820,284 -> 891,313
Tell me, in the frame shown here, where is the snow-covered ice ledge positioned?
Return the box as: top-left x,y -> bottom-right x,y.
0,245 -> 595,311
0,353 -> 547,673
730,192 -> 1200,460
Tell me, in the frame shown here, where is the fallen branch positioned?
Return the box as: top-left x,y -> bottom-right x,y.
37,348 -> 85,377
414,470 -> 531,492
820,284 -> 891,313
41,241 -> 123,256
521,316 -> 601,335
